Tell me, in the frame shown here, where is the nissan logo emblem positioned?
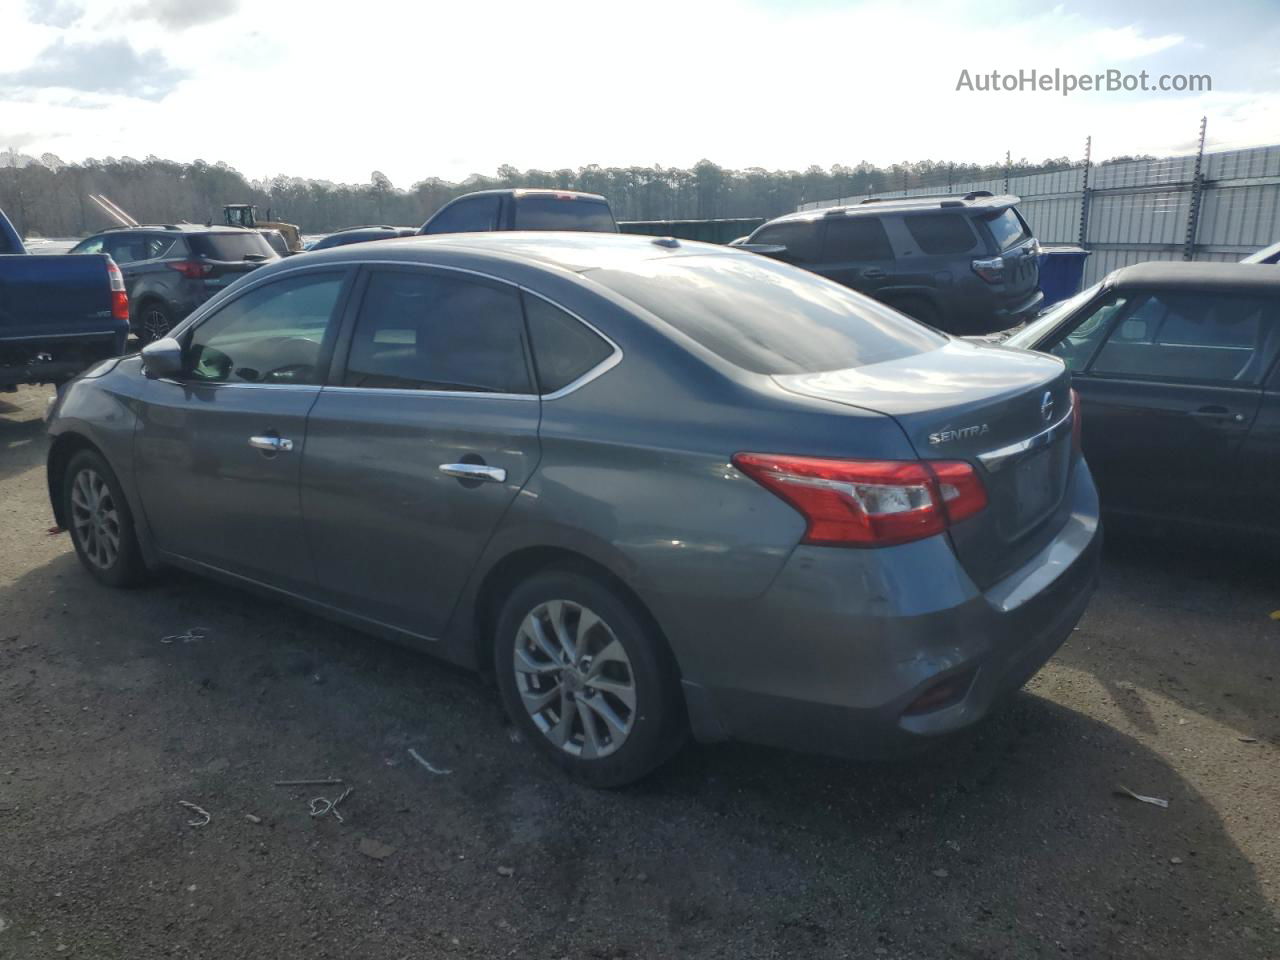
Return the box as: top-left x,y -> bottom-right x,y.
1041,390 -> 1054,422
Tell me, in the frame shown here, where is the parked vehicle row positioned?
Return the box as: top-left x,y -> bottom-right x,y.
0,206 -> 129,391
68,224 -> 279,342
46,233 -> 1100,785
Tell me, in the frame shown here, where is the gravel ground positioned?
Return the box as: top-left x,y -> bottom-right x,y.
1,383 -> 1277,959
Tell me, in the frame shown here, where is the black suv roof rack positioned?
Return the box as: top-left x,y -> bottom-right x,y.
857,190 -> 995,206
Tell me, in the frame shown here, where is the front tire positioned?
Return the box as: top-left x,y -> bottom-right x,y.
63,449 -> 147,588
494,569 -> 686,787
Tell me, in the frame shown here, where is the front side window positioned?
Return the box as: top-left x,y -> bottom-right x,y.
343,270 -> 532,394
822,217 -> 894,261
424,196 -> 502,234
905,214 -> 979,255
1089,291 -> 1275,383
185,272 -> 344,384
749,221 -> 822,264
1043,293 -> 1130,371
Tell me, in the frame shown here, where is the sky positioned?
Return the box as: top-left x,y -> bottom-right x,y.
0,0 -> 1277,187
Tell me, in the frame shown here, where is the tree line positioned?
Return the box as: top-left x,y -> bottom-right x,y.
0,150 -> 1100,238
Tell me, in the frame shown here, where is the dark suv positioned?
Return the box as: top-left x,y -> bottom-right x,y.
741,193 -> 1043,334
418,189 -> 617,235
69,225 -> 278,342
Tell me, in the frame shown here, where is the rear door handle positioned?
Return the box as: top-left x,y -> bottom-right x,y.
1189,406 -> 1245,423
249,435 -> 294,452
439,463 -> 506,483
862,268 -> 886,280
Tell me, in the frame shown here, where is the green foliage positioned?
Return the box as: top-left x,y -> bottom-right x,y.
0,152 -> 1081,238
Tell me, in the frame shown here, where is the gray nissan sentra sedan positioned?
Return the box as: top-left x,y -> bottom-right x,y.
46,232 -> 1100,786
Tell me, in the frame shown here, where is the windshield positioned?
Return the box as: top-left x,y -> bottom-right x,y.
1005,282 -> 1102,348
589,254 -> 946,375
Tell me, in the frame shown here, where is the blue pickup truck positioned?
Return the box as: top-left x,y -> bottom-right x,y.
1,207 -> 129,391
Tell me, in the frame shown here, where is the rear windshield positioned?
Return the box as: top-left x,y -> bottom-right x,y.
514,196 -> 617,232
984,208 -> 1030,250
189,232 -> 277,261
589,255 -> 945,375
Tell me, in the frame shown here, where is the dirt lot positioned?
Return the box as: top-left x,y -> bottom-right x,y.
1,383 -> 1277,959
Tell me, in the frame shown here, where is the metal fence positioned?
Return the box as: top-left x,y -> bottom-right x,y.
798,143 -> 1280,287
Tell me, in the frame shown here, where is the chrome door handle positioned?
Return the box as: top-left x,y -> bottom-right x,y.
439,462 -> 506,483
249,435 -> 294,452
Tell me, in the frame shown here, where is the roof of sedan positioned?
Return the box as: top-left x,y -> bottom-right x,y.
293,231 -> 736,273
1108,261 -> 1280,292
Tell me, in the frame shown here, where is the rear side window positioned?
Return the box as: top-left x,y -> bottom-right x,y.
523,294 -> 614,393
514,196 -> 616,232
750,221 -> 821,263
983,208 -> 1030,251
344,270 -> 532,394
190,232 -> 276,261
1090,291 -> 1277,383
423,196 -> 502,234
905,214 -> 978,255
590,255 -> 945,375
822,217 -> 894,260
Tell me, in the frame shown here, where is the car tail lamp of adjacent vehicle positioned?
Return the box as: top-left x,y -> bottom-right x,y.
732,454 -> 988,548
971,255 -> 1005,284
1070,387 -> 1082,453
166,260 -> 214,279
106,260 -> 129,322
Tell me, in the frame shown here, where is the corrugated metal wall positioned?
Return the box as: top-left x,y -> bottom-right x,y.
799,144 -> 1280,286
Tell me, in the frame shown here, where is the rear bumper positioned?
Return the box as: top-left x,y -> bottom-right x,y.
0,329 -> 129,387
681,461 -> 1101,759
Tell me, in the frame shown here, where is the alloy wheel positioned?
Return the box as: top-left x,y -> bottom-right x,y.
69,467 -> 121,570
513,599 -> 637,759
142,308 -> 170,342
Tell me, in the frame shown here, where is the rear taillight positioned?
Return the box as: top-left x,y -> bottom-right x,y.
1070,387 -> 1082,453
106,260 -> 129,322
167,260 -> 213,279
971,255 -> 1005,284
732,453 -> 988,548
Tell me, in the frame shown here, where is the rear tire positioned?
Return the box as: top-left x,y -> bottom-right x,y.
138,301 -> 173,344
63,449 -> 147,588
494,569 -> 686,788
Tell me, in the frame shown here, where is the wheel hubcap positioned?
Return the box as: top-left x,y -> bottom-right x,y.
513,600 -> 636,760
69,468 -> 120,570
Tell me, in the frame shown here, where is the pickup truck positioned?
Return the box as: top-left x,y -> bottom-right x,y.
0,207 -> 129,391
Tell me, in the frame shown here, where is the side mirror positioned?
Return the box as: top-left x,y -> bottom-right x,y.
141,337 -> 183,379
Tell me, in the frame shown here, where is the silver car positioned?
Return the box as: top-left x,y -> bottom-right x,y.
46,233 -> 1101,786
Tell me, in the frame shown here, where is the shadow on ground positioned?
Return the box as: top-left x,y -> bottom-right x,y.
1,537 -> 1276,959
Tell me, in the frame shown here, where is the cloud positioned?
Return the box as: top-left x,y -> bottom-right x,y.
0,38 -> 186,101
128,0 -> 239,29
1086,24 -> 1185,61
24,0 -> 83,27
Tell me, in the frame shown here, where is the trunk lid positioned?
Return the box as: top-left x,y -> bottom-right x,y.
774,339 -> 1075,588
